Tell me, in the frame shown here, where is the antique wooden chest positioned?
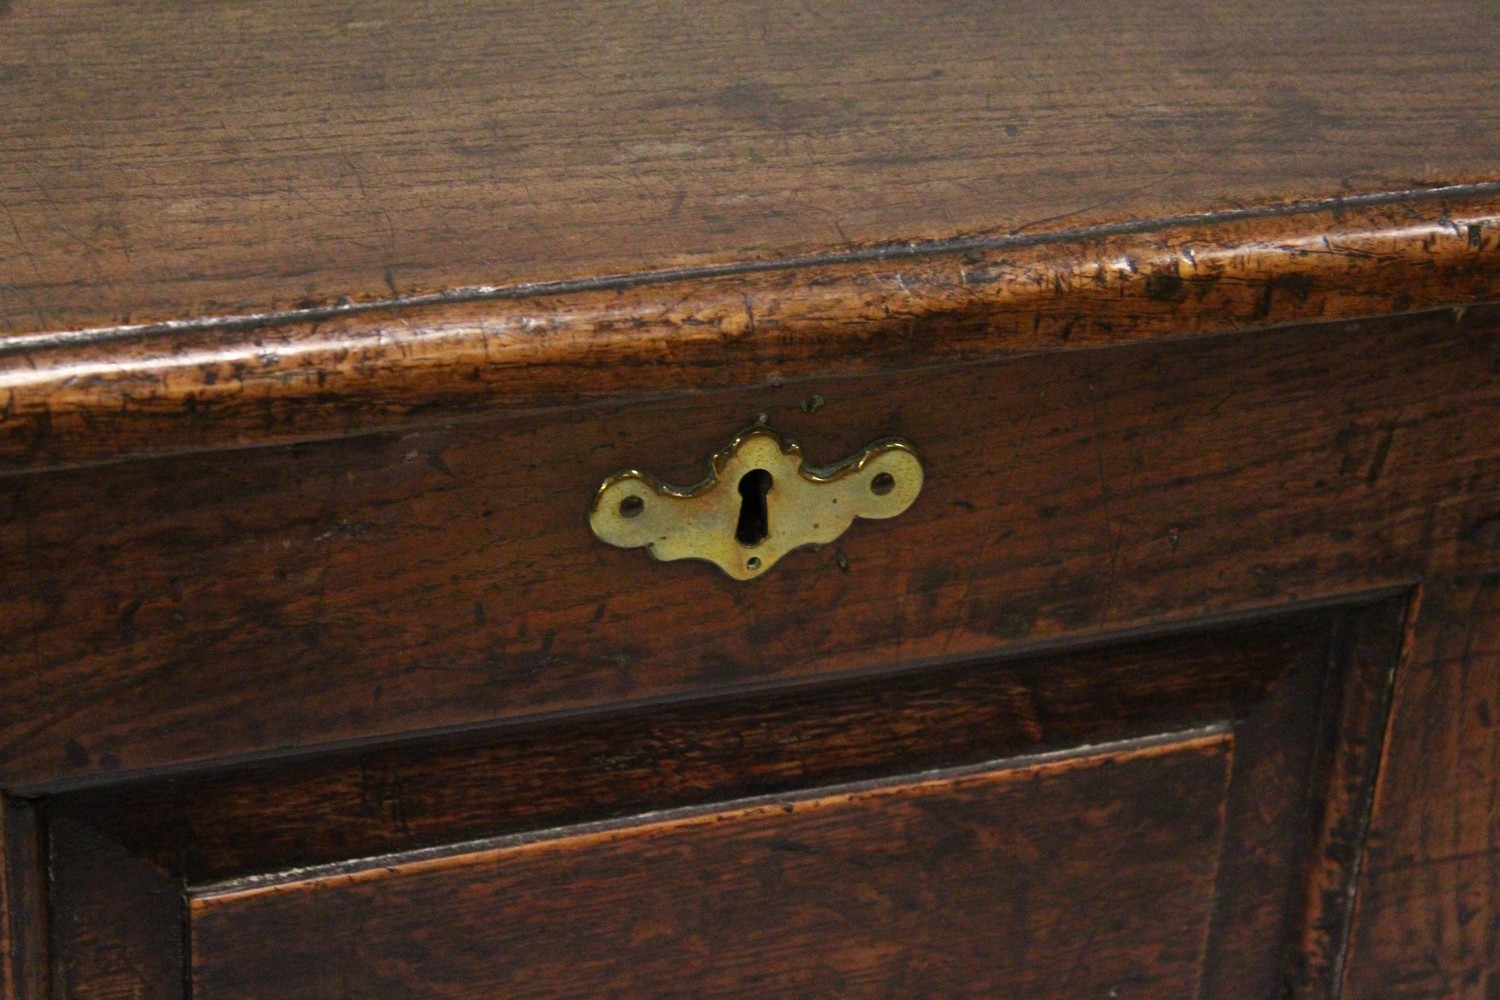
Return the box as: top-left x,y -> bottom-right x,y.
4,1 -> 1500,996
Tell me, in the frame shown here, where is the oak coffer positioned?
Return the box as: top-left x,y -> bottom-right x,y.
4,1 -> 1500,997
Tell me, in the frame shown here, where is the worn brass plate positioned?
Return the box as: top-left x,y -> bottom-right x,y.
589,426 -> 923,580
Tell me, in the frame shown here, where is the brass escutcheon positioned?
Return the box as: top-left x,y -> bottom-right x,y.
588,425 -> 923,580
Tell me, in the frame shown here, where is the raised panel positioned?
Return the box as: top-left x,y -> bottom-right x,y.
191,736 -> 1232,1000
36,598 -> 1405,999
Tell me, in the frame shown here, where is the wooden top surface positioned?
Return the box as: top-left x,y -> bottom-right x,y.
3,0 -> 1499,335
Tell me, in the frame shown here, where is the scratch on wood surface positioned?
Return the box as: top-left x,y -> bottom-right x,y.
1366,413 -> 1400,486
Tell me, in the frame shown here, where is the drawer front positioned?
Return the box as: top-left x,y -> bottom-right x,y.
3,305 -> 1498,788
191,736 -> 1231,1000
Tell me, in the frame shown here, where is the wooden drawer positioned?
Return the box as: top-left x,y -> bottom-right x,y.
6,1 -> 1500,993
41,602 -> 1400,997
5,305 -> 1500,792
6,293 -> 1495,999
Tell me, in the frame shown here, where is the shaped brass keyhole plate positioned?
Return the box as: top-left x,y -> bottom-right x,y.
588,426 -> 923,580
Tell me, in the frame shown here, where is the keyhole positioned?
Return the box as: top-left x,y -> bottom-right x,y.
735,469 -> 773,545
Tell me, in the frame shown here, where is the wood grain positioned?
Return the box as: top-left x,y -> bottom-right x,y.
1343,576 -> 1500,999
4,306 -> 1499,788
47,815 -> 182,1000
3,193 -> 1498,468
55,612 -> 1324,884
3,1 -> 1497,989
0,798 -> 44,1000
44,598 -> 1407,999
189,735 -> 1233,1000
1198,597 -> 1406,1000
1286,596 -> 1408,998
3,1 -> 1499,336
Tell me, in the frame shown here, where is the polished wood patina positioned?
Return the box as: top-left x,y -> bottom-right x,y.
3,0 -> 1500,996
